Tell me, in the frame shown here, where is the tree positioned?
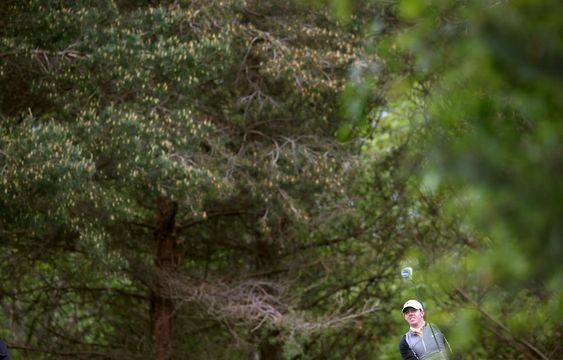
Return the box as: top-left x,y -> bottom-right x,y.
342,0 -> 562,358
0,0 -> 417,358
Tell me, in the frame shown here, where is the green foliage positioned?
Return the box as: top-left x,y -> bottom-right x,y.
449,308 -> 479,352
0,0 -> 405,358
345,0 -> 562,358
3,0 -> 558,358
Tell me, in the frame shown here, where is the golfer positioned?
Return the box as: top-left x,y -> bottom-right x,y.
399,299 -> 450,360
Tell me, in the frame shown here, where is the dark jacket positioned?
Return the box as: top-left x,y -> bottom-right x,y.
0,338 -> 9,360
399,334 -> 418,360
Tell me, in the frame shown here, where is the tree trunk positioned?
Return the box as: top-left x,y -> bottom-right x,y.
258,330 -> 283,360
151,199 -> 178,360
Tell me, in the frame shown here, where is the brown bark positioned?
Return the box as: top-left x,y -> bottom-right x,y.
258,330 -> 283,360
151,199 -> 178,360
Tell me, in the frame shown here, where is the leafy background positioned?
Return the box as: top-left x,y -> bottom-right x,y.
0,0 -> 561,359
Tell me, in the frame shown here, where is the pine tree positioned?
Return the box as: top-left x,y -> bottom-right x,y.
0,1 -> 382,358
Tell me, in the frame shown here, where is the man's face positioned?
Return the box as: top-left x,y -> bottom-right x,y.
403,307 -> 424,327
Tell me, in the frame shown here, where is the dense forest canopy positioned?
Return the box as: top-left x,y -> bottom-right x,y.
1,0 -> 561,359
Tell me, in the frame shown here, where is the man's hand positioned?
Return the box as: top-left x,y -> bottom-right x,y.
410,326 -> 423,336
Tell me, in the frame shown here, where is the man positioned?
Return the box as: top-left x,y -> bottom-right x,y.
399,299 -> 450,360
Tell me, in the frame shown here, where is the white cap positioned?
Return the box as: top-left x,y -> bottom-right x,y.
402,299 -> 423,313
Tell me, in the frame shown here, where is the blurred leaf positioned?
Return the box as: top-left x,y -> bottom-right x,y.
449,308 -> 479,352
330,0 -> 351,23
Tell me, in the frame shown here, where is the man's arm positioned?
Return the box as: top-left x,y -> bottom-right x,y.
399,335 -> 417,360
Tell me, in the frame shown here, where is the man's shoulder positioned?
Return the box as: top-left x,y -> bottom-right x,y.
398,333 -> 415,360
426,322 -> 443,333
399,333 -> 409,347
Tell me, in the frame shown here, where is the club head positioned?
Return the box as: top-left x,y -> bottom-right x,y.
401,266 -> 413,279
